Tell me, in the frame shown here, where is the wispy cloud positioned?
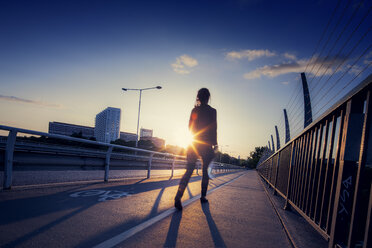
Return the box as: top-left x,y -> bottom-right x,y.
283,52 -> 297,60
364,51 -> 372,65
0,94 -> 62,108
226,49 -> 276,61
281,81 -> 290,85
243,56 -> 344,79
171,54 -> 198,74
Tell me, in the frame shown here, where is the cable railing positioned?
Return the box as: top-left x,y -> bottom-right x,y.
0,125 -> 243,190
257,74 -> 372,248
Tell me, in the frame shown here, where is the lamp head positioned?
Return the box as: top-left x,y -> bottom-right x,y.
156,86 -> 162,89
122,88 -> 127,91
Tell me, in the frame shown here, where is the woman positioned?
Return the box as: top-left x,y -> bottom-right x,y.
175,88 -> 218,210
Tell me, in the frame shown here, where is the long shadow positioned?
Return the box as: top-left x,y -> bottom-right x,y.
0,170 -> 239,227
134,178 -> 148,185
163,211 -> 183,248
0,170 -> 242,247
0,175 -> 200,225
2,204 -> 91,248
148,176 -> 173,217
202,202 -> 227,248
186,185 -> 194,198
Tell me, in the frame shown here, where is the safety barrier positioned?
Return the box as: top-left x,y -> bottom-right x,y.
257,74 -> 372,248
0,125 -> 243,190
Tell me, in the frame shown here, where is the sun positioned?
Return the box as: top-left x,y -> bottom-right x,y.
175,129 -> 195,149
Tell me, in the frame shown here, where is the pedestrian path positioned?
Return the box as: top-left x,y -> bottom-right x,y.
0,170 -> 327,248
113,171 -> 295,248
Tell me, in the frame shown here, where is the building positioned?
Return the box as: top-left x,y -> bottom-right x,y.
94,107 -> 121,143
139,128 -> 165,149
120,131 -> 137,142
140,128 -> 153,138
49,122 -> 94,138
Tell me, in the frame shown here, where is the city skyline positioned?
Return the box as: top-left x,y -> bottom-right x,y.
0,0 -> 371,158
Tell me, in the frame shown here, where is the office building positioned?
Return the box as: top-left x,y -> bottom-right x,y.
94,107 -> 121,143
140,128 -> 153,138
120,131 -> 137,142
49,122 -> 94,138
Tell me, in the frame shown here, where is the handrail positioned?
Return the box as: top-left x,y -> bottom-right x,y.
0,124 -> 184,158
256,74 -> 372,248
0,124 -> 243,189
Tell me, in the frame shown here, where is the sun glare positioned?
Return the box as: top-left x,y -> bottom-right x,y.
176,129 -> 195,149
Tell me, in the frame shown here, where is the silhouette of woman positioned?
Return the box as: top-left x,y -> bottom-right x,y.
175,88 -> 217,210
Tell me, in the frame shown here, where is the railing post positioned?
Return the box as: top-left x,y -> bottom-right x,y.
273,151 -> 281,195
171,157 -> 175,177
329,97 -> 365,248
104,146 -> 113,182
4,130 -> 17,190
284,142 -> 296,210
268,158 -> 273,189
147,153 -> 153,179
347,90 -> 372,247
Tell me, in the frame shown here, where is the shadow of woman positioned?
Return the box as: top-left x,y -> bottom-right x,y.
202,202 -> 227,248
163,211 -> 183,247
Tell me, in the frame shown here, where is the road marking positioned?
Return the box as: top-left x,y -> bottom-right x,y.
70,190 -> 131,202
93,171 -> 247,248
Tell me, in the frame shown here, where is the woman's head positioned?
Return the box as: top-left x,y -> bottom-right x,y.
196,88 -> 210,105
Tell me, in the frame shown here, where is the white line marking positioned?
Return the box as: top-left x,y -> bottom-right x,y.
93,171 -> 247,248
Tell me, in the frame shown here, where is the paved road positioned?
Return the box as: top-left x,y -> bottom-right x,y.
116,171 -> 292,248
0,169 -> 192,187
0,170 -> 326,248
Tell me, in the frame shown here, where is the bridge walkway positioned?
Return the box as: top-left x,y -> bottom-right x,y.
0,170 -> 326,248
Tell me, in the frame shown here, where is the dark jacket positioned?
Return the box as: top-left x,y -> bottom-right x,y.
189,103 -> 217,146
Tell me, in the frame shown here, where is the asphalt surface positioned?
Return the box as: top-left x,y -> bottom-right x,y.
116,171 -> 293,248
0,169 -> 192,187
0,170 -> 326,248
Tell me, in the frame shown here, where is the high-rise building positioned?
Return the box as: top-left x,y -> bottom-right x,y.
94,107 -> 121,143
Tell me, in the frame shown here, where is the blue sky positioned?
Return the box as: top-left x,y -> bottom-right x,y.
0,0 -> 371,158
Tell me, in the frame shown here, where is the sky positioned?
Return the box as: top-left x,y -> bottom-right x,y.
0,0 -> 371,158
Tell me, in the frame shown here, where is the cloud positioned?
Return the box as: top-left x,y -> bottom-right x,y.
364,51 -> 372,65
171,54 -> 198,74
281,81 -> 290,85
226,49 -> 276,61
0,94 -> 62,108
283,53 -> 297,60
243,56 -> 344,79
346,64 -> 363,75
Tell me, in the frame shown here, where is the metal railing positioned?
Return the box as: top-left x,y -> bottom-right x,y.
257,74 -> 372,248
0,125 -> 243,190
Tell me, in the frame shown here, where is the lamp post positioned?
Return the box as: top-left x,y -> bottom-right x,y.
122,86 -> 162,148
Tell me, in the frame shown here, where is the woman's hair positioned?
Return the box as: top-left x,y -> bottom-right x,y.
196,88 -> 210,106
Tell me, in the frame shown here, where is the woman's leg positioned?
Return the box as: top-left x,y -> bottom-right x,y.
201,147 -> 215,198
175,147 -> 197,201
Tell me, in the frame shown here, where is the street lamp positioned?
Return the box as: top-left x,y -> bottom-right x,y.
122,86 -> 162,148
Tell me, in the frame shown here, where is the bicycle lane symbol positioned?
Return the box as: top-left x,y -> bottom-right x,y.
69,189 -> 131,202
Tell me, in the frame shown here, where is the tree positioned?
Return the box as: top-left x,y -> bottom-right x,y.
246,146 -> 267,169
